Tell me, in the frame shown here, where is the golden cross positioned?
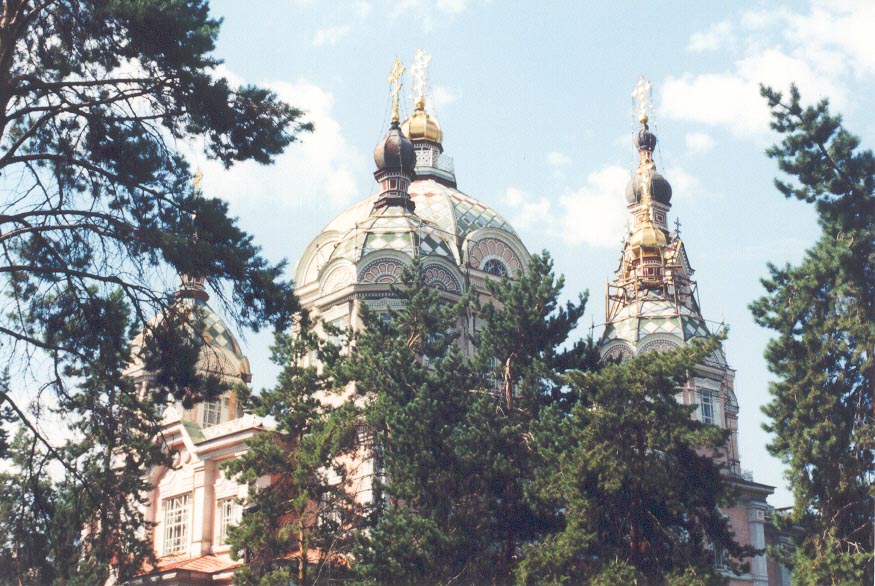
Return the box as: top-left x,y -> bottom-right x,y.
387,57 -> 405,123
191,168 -> 204,194
631,76 -> 652,123
410,49 -> 431,102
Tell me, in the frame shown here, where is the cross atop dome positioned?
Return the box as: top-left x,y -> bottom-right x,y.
176,168 -> 209,301
410,49 -> 431,104
631,76 -> 653,125
387,57 -> 405,124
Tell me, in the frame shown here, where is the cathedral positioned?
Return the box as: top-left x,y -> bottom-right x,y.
127,59 -> 789,586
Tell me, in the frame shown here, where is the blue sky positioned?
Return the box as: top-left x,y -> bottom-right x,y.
191,0 -> 875,507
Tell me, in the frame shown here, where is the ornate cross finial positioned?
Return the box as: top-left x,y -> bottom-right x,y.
191,168 -> 204,194
387,57 -> 406,123
631,76 -> 653,125
674,217 -> 682,237
410,49 -> 431,103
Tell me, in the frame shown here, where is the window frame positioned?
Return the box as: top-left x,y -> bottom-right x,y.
162,493 -> 191,556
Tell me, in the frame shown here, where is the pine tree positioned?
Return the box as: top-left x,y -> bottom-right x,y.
517,337 -> 750,585
225,312 -> 357,586
751,85 -> 875,583
340,261 -> 481,585
469,252 -> 594,582
0,1 -> 307,580
0,0 -> 305,467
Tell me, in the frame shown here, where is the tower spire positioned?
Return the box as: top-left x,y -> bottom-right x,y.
373,59 -> 416,212
176,168 -> 209,301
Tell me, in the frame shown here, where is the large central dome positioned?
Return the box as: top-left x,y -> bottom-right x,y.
294,96 -> 528,311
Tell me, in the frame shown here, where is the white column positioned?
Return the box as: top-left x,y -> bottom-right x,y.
748,503 -> 769,586
190,460 -> 216,556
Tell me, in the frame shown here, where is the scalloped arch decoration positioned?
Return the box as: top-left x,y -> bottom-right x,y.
320,264 -> 355,294
358,258 -> 405,284
638,338 -> 680,355
602,343 -> 634,363
468,238 -> 522,274
423,264 -> 462,293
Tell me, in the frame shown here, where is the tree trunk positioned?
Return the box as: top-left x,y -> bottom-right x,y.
298,524 -> 307,586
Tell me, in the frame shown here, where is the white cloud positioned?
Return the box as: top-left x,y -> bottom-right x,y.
687,20 -> 734,52
503,187 -> 551,230
666,1 -> 866,138
198,80 -> 367,210
437,0 -> 466,14
685,132 -> 715,154
663,166 -> 704,202
559,165 -> 630,248
546,151 -> 573,167
313,25 -> 351,47
391,0 -> 469,31
431,85 -> 462,110
661,73 -> 766,136
353,0 -> 373,17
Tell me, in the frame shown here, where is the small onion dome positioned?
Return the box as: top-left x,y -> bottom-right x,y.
400,96 -> 443,145
634,113 -> 657,152
374,120 -> 416,174
625,170 -> 673,205
634,126 -> 657,152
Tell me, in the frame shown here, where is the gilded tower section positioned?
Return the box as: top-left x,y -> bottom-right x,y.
597,79 -> 775,586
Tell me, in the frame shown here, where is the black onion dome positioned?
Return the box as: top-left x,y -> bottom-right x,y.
634,126 -> 657,152
374,121 -> 416,173
625,170 -> 673,205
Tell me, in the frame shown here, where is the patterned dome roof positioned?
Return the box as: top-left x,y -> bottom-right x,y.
127,296 -> 251,382
322,179 -> 517,250
295,179 -> 526,292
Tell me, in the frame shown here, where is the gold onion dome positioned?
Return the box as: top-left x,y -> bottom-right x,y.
401,96 -> 443,145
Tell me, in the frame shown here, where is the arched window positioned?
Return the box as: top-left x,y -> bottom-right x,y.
483,258 -> 508,277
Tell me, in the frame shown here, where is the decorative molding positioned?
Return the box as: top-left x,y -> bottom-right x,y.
602,342 -> 633,362
423,263 -> 462,293
320,263 -> 355,295
358,257 -> 405,284
638,337 -> 680,354
468,237 -> 522,274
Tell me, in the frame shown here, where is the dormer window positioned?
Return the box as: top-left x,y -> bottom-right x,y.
202,396 -> 230,427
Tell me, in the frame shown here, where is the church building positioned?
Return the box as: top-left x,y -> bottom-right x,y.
128,59 -> 788,586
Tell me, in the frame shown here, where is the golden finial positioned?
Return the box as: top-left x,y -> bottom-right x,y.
191,168 -> 204,194
387,57 -> 405,124
410,49 -> 432,107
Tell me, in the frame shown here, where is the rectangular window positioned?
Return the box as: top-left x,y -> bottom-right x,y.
700,391 -> 715,425
163,494 -> 190,555
217,498 -> 240,545
326,316 -> 349,347
202,396 -> 230,428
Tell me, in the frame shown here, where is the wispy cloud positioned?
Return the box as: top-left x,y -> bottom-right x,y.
313,25 -> 351,47
431,85 -> 462,110
546,151 -> 573,167
687,20 -> 734,52
503,187 -> 551,230
685,132 -> 715,154
664,1 -> 865,138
